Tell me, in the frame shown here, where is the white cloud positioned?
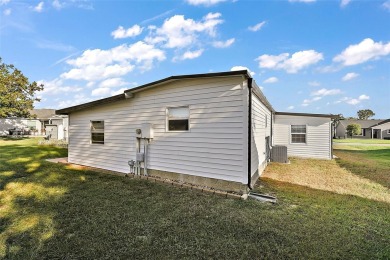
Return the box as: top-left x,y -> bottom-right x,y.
99,78 -> 129,88
176,49 -> 204,61
308,81 -> 320,87
340,0 -> 351,7
263,77 -> 278,84
311,88 -> 342,96
92,87 -> 110,97
302,96 -> 322,106
337,94 -> 370,105
256,50 -> 323,73
3,8 -> 11,15
38,78 -> 82,95
111,25 -> 143,39
86,81 -> 95,88
287,105 -> 295,110
383,1 -> 390,11
358,94 -> 369,100
92,86 -> 130,97
61,63 -> 135,81
289,0 -> 316,3
248,21 -> 266,32
52,0 -> 63,9
212,38 -> 235,48
345,98 -> 360,105
145,12 -> 223,49
58,94 -> 92,108
61,41 -> 165,81
34,2 -> 44,12
111,87 -> 128,96
333,38 -> 390,66
0,0 -> 10,5
342,72 -> 359,81
230,66 -> 255,76
51,0 -> 93,10
185,0 -> 227,6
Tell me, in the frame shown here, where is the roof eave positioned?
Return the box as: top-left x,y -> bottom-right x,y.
56,70 -> 251,115
275,111 -> 339,119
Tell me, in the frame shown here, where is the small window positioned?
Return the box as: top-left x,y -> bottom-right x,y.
167,107 -> 189,131
387,129 -> 390,134
291,125 -> 306,144
265,115 -> 268,128
91,121 -> 104,144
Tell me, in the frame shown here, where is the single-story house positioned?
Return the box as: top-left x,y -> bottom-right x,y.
0,118 -> 42,136
0,109 -> 69,139
370,119 -> 390,139
335,119 -> 390,139
56,70 -> 336,194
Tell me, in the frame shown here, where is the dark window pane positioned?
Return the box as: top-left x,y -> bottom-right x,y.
91,133 -> 104,144
292,134 -> 306,143
91,121 -> 104,131
169,119 -> 189,131
291,125 -> 306,133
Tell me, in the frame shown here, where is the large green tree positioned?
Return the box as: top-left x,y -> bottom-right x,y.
357,109 -> 375,120
0,58 -> 44,118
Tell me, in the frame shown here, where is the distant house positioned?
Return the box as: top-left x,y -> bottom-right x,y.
56,70 -> 336,194
370,119 -> 390,140
0,109 -> 69,139
335,119 -> 390,139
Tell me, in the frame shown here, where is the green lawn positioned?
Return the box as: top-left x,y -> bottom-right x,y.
1,138 -> 390,259
334,144 -> 390,189
333,138 -> 390,144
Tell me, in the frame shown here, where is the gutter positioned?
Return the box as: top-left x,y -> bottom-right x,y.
247,78 -> 253,189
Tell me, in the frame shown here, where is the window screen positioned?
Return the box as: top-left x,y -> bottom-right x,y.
291,125 -> 306,143
167,107 -> 189,131
91,121 -> 104,144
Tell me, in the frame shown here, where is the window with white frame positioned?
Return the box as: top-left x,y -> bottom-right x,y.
167,107 -> 190,131
291,125 -> 306,143
91,121 -> 104,144
387,129 -> 390,134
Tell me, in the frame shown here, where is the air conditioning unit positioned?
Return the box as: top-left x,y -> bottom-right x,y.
271,146 -> 288,163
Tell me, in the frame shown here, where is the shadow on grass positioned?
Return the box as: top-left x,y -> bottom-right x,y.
1,139 -> 390,259
334,148 -> 390,189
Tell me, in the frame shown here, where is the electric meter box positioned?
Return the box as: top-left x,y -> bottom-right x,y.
136,153 -> 144,162
141,123 -> 154,139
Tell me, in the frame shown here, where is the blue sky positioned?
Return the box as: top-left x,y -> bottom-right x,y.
1,0 -> 389,118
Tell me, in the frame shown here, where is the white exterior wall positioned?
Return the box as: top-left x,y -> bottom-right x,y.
274,115 -> 332,159
0,118 -> 41,136
68,77 -> 248,184
251,93 -> 271,177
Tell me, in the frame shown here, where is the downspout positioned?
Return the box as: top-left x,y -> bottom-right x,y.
247,78 -> 253,189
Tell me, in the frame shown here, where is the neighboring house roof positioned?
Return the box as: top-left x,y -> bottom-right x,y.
339,119 -> 384,128
275,112 -> 338,119
56,70 -> 257,115
30,109 -> 56,120
369,119 -> 390,128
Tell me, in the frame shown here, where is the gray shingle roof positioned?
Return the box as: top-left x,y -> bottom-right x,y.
30,109 -> 56,119
339,119 -> 385,128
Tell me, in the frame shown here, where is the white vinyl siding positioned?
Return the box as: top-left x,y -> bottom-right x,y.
68,77 -> 247,183
251,93 -> 272,177
274,115 -> 332,160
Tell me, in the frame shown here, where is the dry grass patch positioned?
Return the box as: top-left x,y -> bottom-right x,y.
262,158 -> 390,204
